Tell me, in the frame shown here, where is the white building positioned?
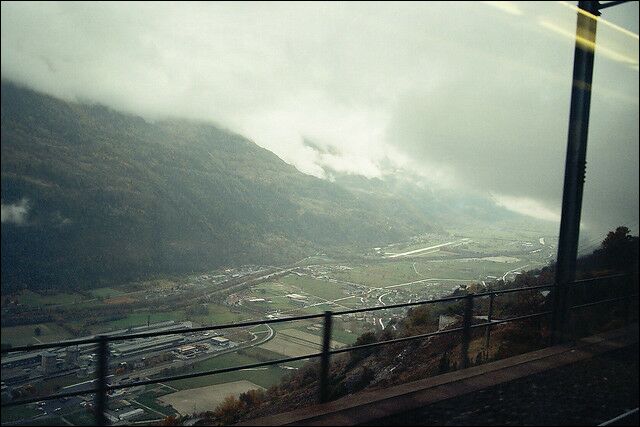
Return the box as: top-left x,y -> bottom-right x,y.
119,408 -> 145,421
211,337 -> 230,346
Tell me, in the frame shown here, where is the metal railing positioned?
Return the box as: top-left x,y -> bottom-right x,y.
1,272 -> 636,425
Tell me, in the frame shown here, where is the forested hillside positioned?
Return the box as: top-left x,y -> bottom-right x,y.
2,82 -> 442,290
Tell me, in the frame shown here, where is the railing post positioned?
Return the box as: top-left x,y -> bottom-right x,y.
319,311 -> 333,403
483,292 -> 495,360
95,335 -> 109,426
461,294 -> 474,369
624,272 -> 635,325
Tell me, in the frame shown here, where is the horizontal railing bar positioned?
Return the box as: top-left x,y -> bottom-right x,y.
2,275 -> 626,355
3,310 -> 554,407
568,273 -> 630,286
330,283 -> 557,317
332,294 -> 467,316
472,311 -> 553,328
0,299 -> 620,408
475,284 -> 555,297
569,294 -> 638,310
597,0 -> 634,11
1,313 -> 325,354
1,387 -> 99,407
598,407 -> 639,426
104,314 -> 325,342
2,352 -> 325,408
106,352 -> 324,392
330,327 -> 465,356
329,310 -> 554,356
1,337 -> 100,354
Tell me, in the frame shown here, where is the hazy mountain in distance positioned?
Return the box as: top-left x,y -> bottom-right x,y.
0,82 -> 543,291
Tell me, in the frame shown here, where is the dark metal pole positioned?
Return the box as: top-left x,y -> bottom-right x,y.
319,311 -> 333,403
461,294 -> 474,369
624,271 -> 636,325
95,336 -> 109,426
551,0 -> 600,345
597,0 -> 632,10
483,292 -> 495,360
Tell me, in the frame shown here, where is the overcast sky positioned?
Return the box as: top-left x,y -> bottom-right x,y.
1,1 -> 638,237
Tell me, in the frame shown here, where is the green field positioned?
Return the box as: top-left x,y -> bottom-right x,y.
280,275 -> 348,301
190,304 -> 247,326
64,410 -> 98,426
135,391 -> 179,416
94,311 -> 184,333
331,261 -> 420,288
329,319 -> 362,345
166,352 -> 285,390
159,380 -> 264,416
89,287 -> 125,298
19,289 -> 87,306
1,322 -> 73,346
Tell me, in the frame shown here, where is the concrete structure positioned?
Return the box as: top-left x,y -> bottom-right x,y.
1,369 -> 30,385
41,351 -> 57,374
211,337 -> 230,346
110,335 -> 184,359
65,347 -> 80,367
119,408 -> 145,421
176,345 -> 197,357
1,352 -> 42,369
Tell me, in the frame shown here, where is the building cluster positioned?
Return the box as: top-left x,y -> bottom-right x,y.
1,320 -> 235,406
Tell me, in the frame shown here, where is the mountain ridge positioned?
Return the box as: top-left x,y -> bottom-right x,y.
2,81 -> 440,290
1,81 -> 547,291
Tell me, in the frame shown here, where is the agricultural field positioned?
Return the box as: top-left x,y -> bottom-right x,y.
260,318 -> 353,361
93,311 -> 184,333
166,352 -> 285,390
159,380 -> 264,415
18,289 -> 88,307
135,390 -> 179,417
329,261 -> 421,288
89,287 -> 125,299
259,334 -> 318,358
189,304 -> 248,326
280,275 -> 350,301
1,322 -> 73,346
63,410 -> 100,426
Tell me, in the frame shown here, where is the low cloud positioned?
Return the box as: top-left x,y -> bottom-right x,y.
1,198 -> 29,225
1,2 -> 637,236
493,194 -> 560,223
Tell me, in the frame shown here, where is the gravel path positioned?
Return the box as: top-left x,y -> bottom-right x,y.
370,344 -> 639,426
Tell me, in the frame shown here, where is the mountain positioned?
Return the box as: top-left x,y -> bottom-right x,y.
1,82 -> 550,291
2,82 -> 446,290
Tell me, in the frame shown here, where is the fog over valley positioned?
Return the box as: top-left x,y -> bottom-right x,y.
2,1 -> 638,238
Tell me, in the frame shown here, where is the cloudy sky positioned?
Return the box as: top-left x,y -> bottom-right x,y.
1,1 -> 638,237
